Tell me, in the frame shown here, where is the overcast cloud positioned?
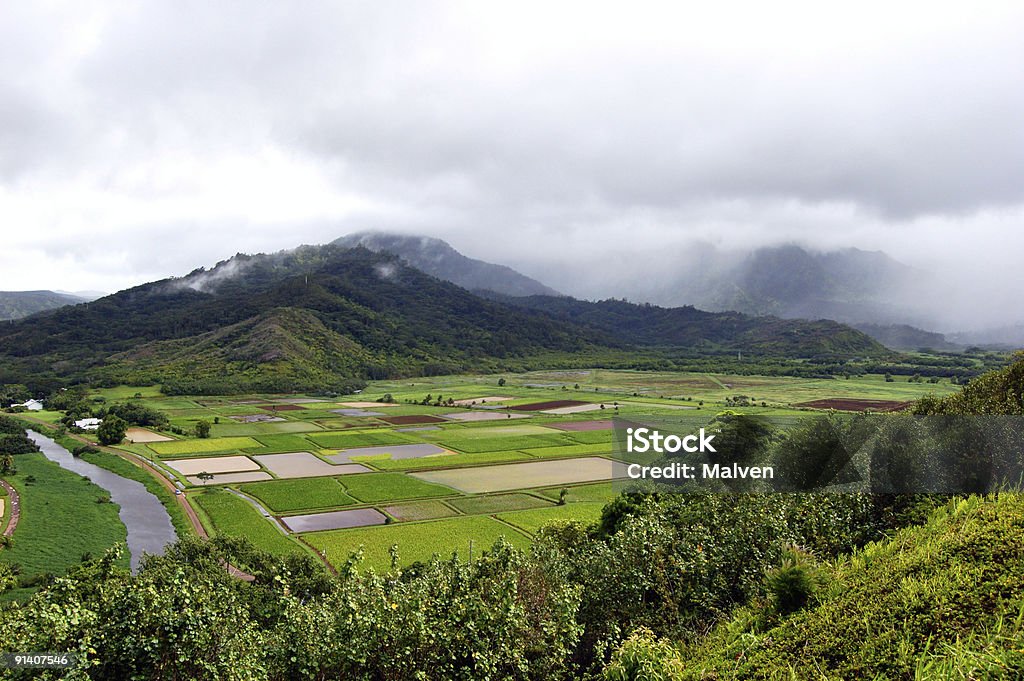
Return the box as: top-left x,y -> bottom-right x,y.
1,1 -> 1023,328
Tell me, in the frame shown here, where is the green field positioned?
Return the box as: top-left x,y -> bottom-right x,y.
448,493 -> 553,514
1,453 -> 129,600
496,502 -> 606,533
539,482 -> 617,504
563,430 -> 614,445
149,436 -> 262,456
303,515 -> 531,571
384,500 -> 460,522
192,489 -> 302,558
340,472 -> 457,503
307,430 -> 413,449
353,449 -> 532,471
439,434 -> 570,453
239,477 -> 356,513
82,368 -> 966,576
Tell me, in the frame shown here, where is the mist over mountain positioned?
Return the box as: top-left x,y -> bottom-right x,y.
333,232 -> 560,298
324,232 -> 1024,349
0,242 -> 885,394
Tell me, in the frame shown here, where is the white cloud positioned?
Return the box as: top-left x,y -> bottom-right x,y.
0,0 -> 1022,329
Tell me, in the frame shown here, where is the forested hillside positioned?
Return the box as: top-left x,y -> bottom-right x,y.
0,244 -> 885,395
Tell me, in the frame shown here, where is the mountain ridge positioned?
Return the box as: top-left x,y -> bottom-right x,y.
0,242 -> 887,394
333,231 -> 561,297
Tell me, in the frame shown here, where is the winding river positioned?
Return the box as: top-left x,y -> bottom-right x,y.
28,431 -> 177,571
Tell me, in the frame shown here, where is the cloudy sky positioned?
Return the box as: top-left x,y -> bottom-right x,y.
2,1 -> 1023,323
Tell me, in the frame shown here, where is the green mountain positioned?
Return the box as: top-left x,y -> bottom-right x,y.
852,322 -> 959,351
0,290 -> 90,320
0,244 -> 885,394
495,294 -> 887,357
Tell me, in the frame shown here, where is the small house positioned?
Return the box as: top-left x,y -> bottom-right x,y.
15,399 -> 44,411
74,417 -> 102,430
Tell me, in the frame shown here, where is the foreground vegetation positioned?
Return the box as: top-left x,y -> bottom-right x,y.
2,356 -> 1023,678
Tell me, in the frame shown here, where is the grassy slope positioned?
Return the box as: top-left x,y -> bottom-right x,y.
1,453 -> 129,600
681,494 -> 1024,679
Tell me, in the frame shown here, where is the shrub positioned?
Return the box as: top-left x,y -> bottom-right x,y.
604,628 -> 685,681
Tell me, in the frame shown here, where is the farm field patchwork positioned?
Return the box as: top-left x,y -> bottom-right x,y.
86,368 -> 961,576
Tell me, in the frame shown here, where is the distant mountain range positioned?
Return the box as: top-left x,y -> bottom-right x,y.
639,244 -> 922,324
0,241 -> 885,394
333,232 -> 560,297
0,290 -> 94,320
330,234 -> 970,351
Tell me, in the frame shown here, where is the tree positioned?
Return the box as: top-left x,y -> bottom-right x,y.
194,420 -> 212,438
498,378 -> 506,387
1,453 -> 15,474
96,415 -> 128,446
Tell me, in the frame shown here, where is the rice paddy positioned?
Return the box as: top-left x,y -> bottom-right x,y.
89,367 -> 955,572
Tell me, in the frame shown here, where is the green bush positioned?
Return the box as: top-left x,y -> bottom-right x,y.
604,628 -> 685,681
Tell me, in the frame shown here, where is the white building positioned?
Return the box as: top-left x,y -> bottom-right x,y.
14,399 -> 43,411
74,417 -> 102,430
